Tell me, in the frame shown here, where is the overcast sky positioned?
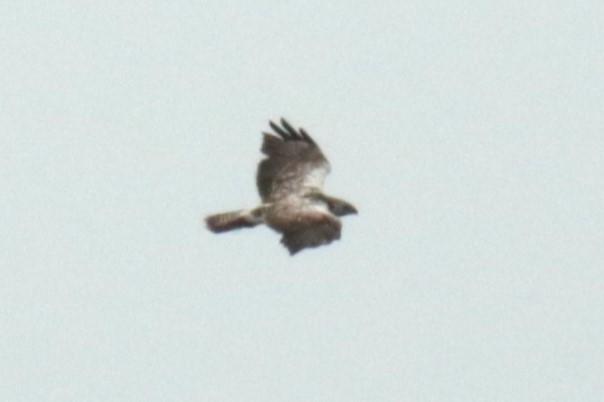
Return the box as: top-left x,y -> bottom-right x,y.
1,1 -> 603,401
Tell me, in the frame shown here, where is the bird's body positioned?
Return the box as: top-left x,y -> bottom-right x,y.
205,118 -> 357,255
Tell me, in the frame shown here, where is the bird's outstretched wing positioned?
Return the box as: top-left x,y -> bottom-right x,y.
256,118 -> 330,202
278,209 -> 342,255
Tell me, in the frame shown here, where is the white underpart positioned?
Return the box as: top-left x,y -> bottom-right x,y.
303,164 -> 330,190
283,194 -> 329,213
310,203 -> 330,213
304,196 -> 331,215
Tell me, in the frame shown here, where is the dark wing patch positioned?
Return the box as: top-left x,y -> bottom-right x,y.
280,216 -> 342,255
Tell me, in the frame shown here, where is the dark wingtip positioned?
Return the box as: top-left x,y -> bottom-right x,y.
281,236 -> 303,255
286,246 -> 302,256
299,128 -> 316,145
269,120 -> 291,140
279,118 -> 303,140
268,118 -> 315,144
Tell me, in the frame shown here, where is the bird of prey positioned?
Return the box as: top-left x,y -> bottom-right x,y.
205,118 -> 357,255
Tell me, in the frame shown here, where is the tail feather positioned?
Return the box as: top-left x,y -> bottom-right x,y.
205,207 -> 264,233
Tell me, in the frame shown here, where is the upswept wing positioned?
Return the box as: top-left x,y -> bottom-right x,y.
256,118 -> 330,202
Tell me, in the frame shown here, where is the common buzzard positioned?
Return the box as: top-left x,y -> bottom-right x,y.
205,118 -> 357,255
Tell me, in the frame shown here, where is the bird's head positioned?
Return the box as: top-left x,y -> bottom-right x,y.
317,195 -> 358,217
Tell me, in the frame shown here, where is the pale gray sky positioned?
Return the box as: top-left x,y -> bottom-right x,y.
1,1 -> 603,401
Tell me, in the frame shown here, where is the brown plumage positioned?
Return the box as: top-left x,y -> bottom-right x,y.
205,118 -> 357,255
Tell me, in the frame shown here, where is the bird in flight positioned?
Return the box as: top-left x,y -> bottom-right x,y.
205,118 -> 357,255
